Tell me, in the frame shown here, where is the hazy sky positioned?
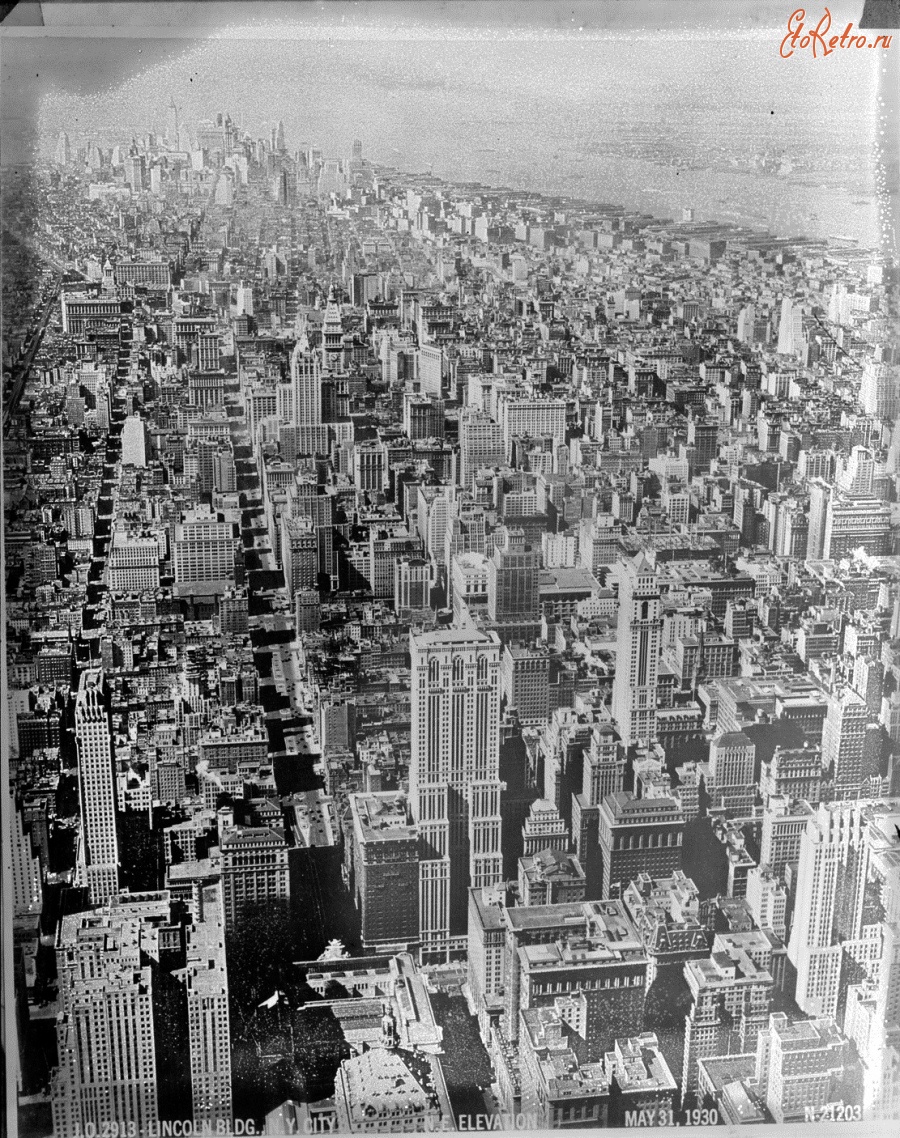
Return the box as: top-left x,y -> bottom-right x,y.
6,1 -> 863,34
1,0 -> 895,255
0,0 -> 873,166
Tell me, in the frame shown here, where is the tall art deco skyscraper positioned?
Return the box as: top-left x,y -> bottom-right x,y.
787,801 -> 868,1018
74,668 -> 119,906
822,687 -> 868,797
409,628 -> 504,962
611,553 -> 662,747
776,296 -> 803,357
290,334 -> 322,427
185,883 -> 233,1128
52,896 -> 164,1136
51,887 -> 232,1135
10,789 -> 43,916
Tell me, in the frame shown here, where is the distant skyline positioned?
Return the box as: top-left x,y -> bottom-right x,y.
0,0 -> 875,159
1,0 -> 896,252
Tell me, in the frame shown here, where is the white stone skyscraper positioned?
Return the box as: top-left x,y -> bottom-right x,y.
121,413 -> 149,466
322,291 -> 345,373
10,789 -> 43,917
73,669 -> 119,907
776,296 -> 803,357
50,889 -> 232,1135
55,130 -> 71,166
409,628 -> 504,962
611,553 -> 663,746
787,801 -> 872,1018
186,883 -> 233,1128
52,896 -> 163,1136
736,304 -> 756,343
837,444 -> 875,498
290,335 -> 322,426
859,359 -> 899,420
235,281 -> 254,317
166,99 -> 179,148
822,687 -> 868,797
806,477 -> 833,560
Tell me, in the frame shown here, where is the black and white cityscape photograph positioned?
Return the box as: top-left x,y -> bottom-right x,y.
2,1 -> 899,1135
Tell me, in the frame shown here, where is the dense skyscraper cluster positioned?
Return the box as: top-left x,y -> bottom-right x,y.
4,96 -> 899,1138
